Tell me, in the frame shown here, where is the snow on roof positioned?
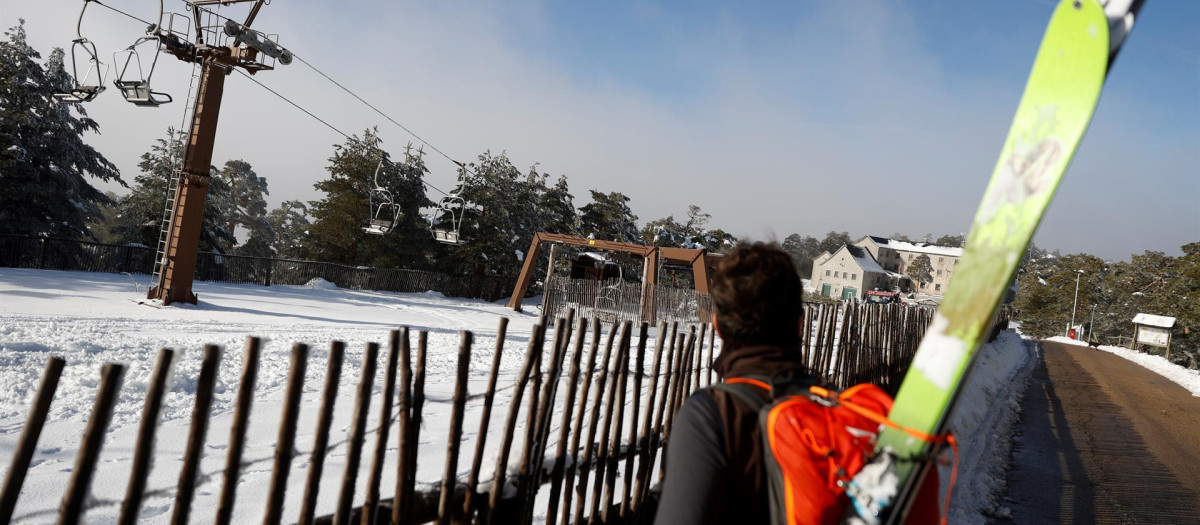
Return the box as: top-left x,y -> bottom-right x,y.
845,245 -> 887,274
578,252 -> 605,260
865,236 -> 964,258
1132,313 -> 1175,328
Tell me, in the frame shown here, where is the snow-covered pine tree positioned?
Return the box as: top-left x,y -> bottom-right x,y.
579,190 -> 639,243
0,21 -> 122,239
446,151 -> 550,276
110,128 -> 233,252
266,200 -> 310,260
306,130 -> 433,267
217,160 -> 273,257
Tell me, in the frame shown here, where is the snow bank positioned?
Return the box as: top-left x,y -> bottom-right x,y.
304,277 -> 339,290
1046,336 -> 1200,397
939,330 -> 1037,524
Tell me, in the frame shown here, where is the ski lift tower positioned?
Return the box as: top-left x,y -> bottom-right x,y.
148,0 -> 289,305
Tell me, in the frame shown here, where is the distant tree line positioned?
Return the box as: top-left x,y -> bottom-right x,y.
1013,244 -> 1200,370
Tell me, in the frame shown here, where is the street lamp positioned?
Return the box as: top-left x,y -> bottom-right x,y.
1069,269 -> 1084,338
1088,304 -> 1097,342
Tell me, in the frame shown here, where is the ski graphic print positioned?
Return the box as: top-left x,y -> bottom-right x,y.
856,1 -> 1142,522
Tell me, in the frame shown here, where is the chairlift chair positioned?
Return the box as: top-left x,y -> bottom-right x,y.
53,1 -> 108,104
429,194 -> 466,245
363,156 -> 401,235
112,1 -> 174,107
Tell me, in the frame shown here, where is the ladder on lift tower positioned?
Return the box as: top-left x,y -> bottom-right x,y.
150,62 -> 203,293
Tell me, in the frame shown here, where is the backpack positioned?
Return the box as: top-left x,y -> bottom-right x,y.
711,376 -> 951,525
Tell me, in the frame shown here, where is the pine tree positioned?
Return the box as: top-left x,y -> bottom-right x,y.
0,21 -> 123,239
934,234 -> 965,247
217,160 -> 273,257
306,130 -> 433,267
817,231 -> 852,255
641,215 -> 686,247
266,200 -> 310,260
110,128 -> 233,252
446,151 -> 550,275
539,174 -> 578,236
782,233 -> 822,276
579,190 -> 639,243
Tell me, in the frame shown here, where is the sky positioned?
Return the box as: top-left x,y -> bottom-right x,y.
3,0 -> 1197,261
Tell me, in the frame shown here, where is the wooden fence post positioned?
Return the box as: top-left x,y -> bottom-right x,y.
118,348 -> 175,525
334,342 -> 380,525
215,336 -> 262,525
571,321 -> 618,525
171,345 -> 221,525
263,343 -> 309,525
463,318 -> 509,520
631,322 -> 668,512
545,317 -> 589,525
619,322 -> 649,518
486,323 -> 545,525
362,332 -> 401,525
400,333 -> 429,524
393,329 -> 414,525
57,362 -> 125,525
0,356 -> 64,523
437,331 -> 474,524
557,318 -> 602,525
598,322 -> 633,524
298,341 -> 345,525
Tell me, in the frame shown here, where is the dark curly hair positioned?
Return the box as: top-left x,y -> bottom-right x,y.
710,242 -> 804,351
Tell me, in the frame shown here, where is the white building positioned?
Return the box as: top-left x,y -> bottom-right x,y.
810,236 -> 964,300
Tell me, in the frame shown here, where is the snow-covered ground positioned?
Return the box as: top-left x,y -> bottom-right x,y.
938,329 -> 1037,524
0,269 -> 567,524
1,268 -> 1039,524
1046,335 -> 1200,397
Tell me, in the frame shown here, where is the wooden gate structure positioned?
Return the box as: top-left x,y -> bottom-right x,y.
507,233 -> 723,321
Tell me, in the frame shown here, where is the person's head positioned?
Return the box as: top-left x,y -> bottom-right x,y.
709,242 -> 804,351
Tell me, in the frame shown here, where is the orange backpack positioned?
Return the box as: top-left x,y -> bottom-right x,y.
712,376 -> 950,525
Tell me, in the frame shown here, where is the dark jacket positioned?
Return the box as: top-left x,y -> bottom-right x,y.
654,345 -> 942,525
655,345 -> 809,525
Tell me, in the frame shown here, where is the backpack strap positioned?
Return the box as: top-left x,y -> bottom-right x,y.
709,379 -> 770,412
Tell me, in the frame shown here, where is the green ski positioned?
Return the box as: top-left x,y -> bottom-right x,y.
847,0 -> 1145,522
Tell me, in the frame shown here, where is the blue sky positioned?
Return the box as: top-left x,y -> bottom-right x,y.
4,0 -> 1197,260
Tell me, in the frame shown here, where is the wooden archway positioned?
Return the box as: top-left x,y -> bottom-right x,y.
507,232 -> 719,317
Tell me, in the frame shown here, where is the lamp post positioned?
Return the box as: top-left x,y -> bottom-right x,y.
1069,269 -> 1084,338
1088,304 -> 1097,342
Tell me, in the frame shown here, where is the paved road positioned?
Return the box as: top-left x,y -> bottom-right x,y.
1003,341 -> 1200,524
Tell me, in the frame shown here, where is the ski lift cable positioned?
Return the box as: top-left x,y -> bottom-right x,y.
91,0 -> 156,27
231,68 -> 455,198
289,53 -> 475,178
183,2 -> 473,182
89,0 -> 458,198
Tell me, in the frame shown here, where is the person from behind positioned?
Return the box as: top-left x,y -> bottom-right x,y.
654,242 -> 941,525
655,242 -> 811,524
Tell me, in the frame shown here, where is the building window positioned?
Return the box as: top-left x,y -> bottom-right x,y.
826,270 -> 830,276
851,273 -> 856,280
936,270 -> 942,276
939,257 -> 944,264
935,284 -> 942,291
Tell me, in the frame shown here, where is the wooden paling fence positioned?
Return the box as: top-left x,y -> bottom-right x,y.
0,315 -> 725,525
0,303 -> 953,525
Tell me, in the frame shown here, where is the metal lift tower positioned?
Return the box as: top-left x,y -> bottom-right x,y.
148,0 -> 286,304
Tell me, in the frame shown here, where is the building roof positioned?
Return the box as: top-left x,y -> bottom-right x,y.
1132,313 -> 1176,328
861,236 -> 964,258
844,245 -> 887,274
